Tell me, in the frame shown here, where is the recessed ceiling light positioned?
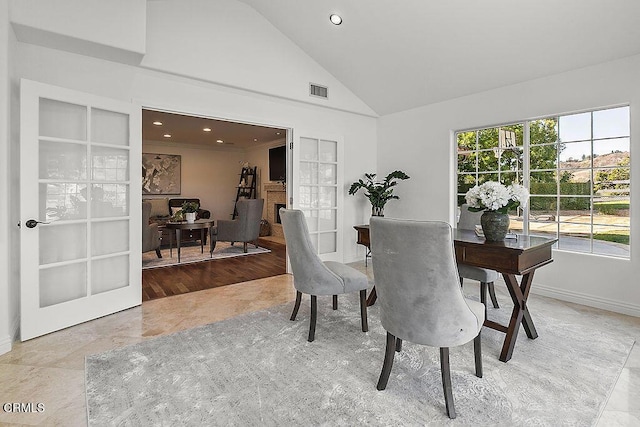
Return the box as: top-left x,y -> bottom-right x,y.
153,121 -> 163,126
276,132 -> 281,135
217,139 -> 224,144
203,127 -> 211,132
163,134 -> 171,138
254,138 -> 258,142
329,14 -> 342,25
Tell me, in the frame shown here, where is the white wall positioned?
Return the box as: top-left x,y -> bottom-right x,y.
142,141 -> 245,220
0,1 -> 12,354
10,0 -> 146,64
142,0 -> 375,117
378,54 -> 640,316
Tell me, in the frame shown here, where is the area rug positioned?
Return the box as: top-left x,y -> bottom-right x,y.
86,293 -> 634,426
142,242 -> 271,269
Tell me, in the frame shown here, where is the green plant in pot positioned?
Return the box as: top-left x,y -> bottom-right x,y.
349,170 -> 410,216
181,201 -> 199,223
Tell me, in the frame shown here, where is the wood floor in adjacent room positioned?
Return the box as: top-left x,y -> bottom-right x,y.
142,237 -> 286,301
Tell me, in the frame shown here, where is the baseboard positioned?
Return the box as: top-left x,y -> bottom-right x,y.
530,283 -> 640,318
0,314 -> 19,356
0,334 -> 11,356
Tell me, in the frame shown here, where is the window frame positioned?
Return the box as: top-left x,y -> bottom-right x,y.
454,105 -> 631,258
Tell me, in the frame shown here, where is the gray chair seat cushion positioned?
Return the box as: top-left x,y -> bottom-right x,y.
324,261 -> 369,293
457,263 -> 499,283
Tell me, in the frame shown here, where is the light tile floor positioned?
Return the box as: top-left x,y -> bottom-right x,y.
0,265 -> 638,426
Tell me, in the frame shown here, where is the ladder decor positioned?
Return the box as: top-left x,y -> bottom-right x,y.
233,165 -> 257,219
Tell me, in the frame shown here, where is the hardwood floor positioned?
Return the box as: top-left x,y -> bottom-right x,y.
142,238 -> 286,301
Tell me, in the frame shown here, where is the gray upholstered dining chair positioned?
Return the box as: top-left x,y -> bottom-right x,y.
214,198 -> 264,253
458,204 -> 500,309
279,208 -> 369,342
370,217 -> 484,419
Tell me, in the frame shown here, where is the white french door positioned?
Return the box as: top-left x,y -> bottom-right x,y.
20,80 -> 141,340
291,133 -> 344,262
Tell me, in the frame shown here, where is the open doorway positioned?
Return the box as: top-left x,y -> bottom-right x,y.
141,109 -> 288,301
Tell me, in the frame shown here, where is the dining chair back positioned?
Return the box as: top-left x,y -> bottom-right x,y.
370,217 -> 485,419
280,208 -> 369,342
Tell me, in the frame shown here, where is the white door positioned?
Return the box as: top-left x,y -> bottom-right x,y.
291,133 -> 344,262
20,80 -> 141,340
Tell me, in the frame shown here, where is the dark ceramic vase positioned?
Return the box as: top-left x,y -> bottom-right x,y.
480,211 -> 510,241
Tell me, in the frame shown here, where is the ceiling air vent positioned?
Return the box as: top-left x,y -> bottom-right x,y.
309,83 -> 328,99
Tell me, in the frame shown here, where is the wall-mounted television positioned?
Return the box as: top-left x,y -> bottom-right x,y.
269,145 -> 286,182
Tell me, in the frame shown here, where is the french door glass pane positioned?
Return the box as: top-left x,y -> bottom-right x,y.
39,263 -> 87,307
40,223 -> 87,265
91,108 -> 129,146
92,220 -> 129,256
39,140 -> 87,180
318,187 -> 336,208
40,183 -> 87,221
319,164 -> 337,185
39,98 -> 87,140
299,162 -> 318,185
318,209 -> 336,231
92,255 -> 129,294
300,137 -> 318,160
91,184 -> 129,218
319,140 -> 337,162
92,147 -> 130,181
319,232 -> 337,254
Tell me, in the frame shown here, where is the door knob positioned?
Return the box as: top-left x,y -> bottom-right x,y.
25,219 -> 49,228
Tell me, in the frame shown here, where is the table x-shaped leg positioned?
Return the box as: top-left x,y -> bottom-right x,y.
497,271 -> 538,362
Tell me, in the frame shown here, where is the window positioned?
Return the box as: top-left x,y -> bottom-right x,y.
456,106 -> 630,258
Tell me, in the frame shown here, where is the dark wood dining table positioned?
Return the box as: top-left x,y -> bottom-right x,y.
354,224 -> 557,362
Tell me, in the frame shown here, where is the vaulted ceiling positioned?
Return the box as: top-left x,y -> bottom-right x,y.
239,0 -> 640,115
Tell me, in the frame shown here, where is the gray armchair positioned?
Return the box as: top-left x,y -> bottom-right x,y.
280,208 -> 369,342
458,204 -> 500,309
370,218 -> 484,419
142,201 -> 162,258
214,199 -> 264,253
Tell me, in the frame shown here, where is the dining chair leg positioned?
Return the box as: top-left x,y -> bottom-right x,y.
290,291 -> 302,321
377,332 -> 397,390
243,242 -> 248,253
488,282 -> 500,308
395,338 -> 402,352
440,347 -> 456,419
459,276 -> 463,287
155,248 -> 162,258
308,295 -> 317,342
333,295 -> 338,310
480,282 -> 488,319
359,290 -> 368,332
474,331 -> 483,378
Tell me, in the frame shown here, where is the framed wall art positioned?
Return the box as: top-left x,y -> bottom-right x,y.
142,153 -> 181,195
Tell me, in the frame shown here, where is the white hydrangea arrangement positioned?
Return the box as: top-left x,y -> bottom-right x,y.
465,181 -> 529,214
